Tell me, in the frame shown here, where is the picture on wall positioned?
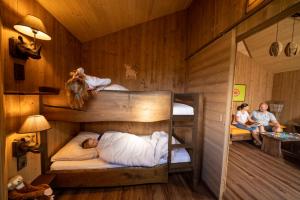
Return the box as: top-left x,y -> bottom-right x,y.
233,84 -> 246,102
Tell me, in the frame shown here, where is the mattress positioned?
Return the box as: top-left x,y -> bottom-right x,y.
51,148 -> 191,171
173,103 -> 194,115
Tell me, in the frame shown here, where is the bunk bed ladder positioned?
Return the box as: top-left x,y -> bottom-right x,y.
169,93 -> 202,189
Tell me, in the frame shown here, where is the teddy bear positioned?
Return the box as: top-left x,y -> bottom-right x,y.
8,175 -> 54,200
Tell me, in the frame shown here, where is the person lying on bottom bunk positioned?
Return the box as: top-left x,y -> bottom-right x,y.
81,134 -> 103,149
80,131 -> 173,167
251,102 -> 282,133
234,103 -> 262,146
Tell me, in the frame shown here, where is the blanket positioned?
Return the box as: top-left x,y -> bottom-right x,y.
96,131 -> 174,167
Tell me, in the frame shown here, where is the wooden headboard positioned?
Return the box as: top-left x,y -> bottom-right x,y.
40,91 -> 172,173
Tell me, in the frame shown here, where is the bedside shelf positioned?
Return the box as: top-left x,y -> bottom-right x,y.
4,91 -> 58,95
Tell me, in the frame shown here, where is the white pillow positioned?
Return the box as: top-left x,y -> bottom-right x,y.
51,132 -> 100,162
104,84 -> 128,91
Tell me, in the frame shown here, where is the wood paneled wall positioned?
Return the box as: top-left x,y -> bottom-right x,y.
1,0 -> 82,187
186,31 -> 236,198
187,0 -> 246,56
81,11 -> 187,92
232,52 -> 274,113
0,14 -> 7,200
272,70 -> 300,126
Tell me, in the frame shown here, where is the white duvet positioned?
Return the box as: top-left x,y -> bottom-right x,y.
97,131 -> 174,167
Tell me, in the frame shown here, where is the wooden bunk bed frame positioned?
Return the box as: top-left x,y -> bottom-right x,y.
39,90 -> 203,188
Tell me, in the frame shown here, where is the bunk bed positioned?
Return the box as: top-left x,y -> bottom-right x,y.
40,91 -> 203,188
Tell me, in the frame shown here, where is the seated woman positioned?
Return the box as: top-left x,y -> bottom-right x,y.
234,103 -> 262,146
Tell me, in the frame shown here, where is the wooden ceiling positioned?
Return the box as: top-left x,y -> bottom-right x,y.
37,0 -> 192,42
240,17 -> 300,74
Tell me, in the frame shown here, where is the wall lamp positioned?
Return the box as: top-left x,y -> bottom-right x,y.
12,115 -> 51,170
9,15 -> 51,60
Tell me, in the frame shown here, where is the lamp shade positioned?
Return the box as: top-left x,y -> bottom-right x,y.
18,115 -> 51,134
14,15 -> 51,40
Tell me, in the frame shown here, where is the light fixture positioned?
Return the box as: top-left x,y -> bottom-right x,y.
285,17 -> 299,57
9,15 -> 51,60
14,15 -> 51,47
18,115 -> 51,146
13,115 -> 51,170
269,23 -> 283,57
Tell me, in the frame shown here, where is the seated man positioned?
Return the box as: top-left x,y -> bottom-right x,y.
251,102 -> 281,133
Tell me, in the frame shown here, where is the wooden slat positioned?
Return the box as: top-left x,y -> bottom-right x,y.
52,165 -> 168,188
231,52 -> 274,114
37,0 -> 192,42
186,31 -> 236,198
80,11 -> 187,93
272,70 -> 300,128
52,174 -> 214,200
224,142 -> 300,200
0,15 -> 7,200
43,91 -> 172,122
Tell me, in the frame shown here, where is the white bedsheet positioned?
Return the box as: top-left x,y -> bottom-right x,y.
50,148 -> 191,171
173,103 -> 194,115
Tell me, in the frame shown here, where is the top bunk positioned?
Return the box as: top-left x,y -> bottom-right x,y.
41,90 -> 172,123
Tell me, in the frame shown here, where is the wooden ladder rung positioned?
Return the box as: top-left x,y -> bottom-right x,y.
169,162 -> 193,173
172,115 -> 194,121
172,144 -> 193,149
173,124 -> 193,128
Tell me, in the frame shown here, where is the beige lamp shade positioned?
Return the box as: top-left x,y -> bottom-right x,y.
14,15 -> 51,40
18,115 -> 51,134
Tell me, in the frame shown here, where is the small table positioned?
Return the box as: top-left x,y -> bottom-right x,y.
261,132 -> 300,157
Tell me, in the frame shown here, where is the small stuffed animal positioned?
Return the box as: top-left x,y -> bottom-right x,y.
8,175 -> 54,200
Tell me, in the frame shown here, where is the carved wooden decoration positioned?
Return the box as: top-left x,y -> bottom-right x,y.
125,64 -> 137,80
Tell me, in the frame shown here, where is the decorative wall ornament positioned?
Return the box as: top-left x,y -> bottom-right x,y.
125,64 -> 137,80
269,23 -> 283,57
233,84 -> 246,102
285,17 -> 299,57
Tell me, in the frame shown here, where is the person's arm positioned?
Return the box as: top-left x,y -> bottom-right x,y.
269,113 -> 280,127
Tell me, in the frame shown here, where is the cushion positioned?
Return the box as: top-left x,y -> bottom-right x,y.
230,125 -> 250,135
51,132 -> 100,162
104,84 -> 128,91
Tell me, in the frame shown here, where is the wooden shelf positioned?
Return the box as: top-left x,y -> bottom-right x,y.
31,174 -> 56,186
4,91 -> 58,95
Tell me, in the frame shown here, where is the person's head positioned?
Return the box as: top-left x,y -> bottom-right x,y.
237,103 -> 249,111
65,76 -> 89,109
81,138 -> 98,149
259,102 -> 269,112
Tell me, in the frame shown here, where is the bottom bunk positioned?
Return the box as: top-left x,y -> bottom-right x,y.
47,131 -> 192,188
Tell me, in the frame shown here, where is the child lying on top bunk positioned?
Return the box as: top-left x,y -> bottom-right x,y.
65,67 -> 128,109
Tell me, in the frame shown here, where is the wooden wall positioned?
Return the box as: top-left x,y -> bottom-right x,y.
187,0 -> 246,56
232,52 -> 274,113
0,13 -> 7,200
272,70 -> 300,126
1,0 -> 81,187
81,11 -> 187,92
186,31 -> 236,198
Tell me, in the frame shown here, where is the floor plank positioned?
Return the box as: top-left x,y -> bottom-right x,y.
54,174 -> 214,200
224,142 -> 300,200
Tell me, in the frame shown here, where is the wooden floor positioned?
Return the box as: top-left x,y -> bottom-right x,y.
224,142 -> 300,200
54,174 -> 214,200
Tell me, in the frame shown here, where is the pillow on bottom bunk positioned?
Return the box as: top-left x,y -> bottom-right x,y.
96,131 -> 175,167
51,132 -> 100,162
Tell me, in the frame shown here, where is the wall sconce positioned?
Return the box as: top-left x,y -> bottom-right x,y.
12,115 -> 51,171
9,15 -> 51,60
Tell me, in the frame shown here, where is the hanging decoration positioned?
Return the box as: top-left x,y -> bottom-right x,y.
269,23 -> 283,57
285,17 -> 299,57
